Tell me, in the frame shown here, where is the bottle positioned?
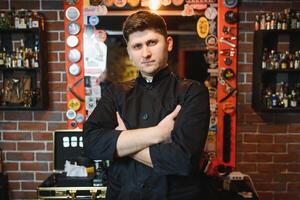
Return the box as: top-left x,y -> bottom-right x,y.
269,50 -> 275,69
277,13 -> 282,30
291,10 -> 297,29
290,90 -> 297,107
271,93 -> 278,107
270,12 -> 277,30
262,48 -> 268,69
284,9 -> 291,30
282,13 -> 288,30
296,12 -> 300,29
266,13 -> 271,30
93,160 -> 104,186
282,94 -> 289,108
32,11 -> 39,28
255,15 -> 260,31
274,52 -> 280,69
0,49 -> 4,66
294,51 -> 300,69
260,14 -> 266,30
280,52 -> 287,69
288,52 -> 294,69
12,50 -> 17,68
17,51 -> 23,68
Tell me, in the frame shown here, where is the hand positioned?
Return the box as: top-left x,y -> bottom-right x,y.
115,112 -> 127,131
156,105 -> 181,142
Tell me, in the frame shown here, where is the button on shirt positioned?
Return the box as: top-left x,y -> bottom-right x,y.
83,68 -> 210,200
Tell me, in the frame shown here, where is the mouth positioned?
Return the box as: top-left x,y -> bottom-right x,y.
141,60 -> 155,65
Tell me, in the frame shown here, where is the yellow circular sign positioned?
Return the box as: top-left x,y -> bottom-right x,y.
128,0 -> 140,7
68,98 -> 81,111
197,16 -> 209,39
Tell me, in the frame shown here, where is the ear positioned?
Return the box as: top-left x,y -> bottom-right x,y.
166,36 -> 173,52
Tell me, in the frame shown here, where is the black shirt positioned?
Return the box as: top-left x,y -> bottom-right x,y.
83,68 -> 210,200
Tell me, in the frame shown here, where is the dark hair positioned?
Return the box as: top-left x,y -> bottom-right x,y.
122,10 -> 168,42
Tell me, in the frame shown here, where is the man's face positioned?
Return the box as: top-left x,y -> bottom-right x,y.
126,29 -> 173,77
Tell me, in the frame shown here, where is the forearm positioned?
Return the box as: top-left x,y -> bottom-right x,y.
130,148 -> 153,167
116,126 -> 160,157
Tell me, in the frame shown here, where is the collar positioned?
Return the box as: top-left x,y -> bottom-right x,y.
137,67 -> 171,87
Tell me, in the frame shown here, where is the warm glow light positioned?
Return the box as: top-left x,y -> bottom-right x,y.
149,0 -> 161,10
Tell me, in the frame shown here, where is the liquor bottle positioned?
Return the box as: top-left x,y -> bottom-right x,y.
12,51 -> 17,68
264,89 -> 272,109
270,12 -> 277,30
260,14 -> 266,30
282,13 -> 288,30
32,11 -> 39,28
280,52 -> 287,69
277,13 -> 282,30
288,52 -> 294,69
266,13 -> 271,30
296,11 -> 300,29
294,51 -> 300,69
269,50 -> 275,69
262,48 -> 268,69
271,93 -> 278,107
27,11 -> 32,28
274,52 -> 280,69
291,10 -> 297,29
33,43 -> 39,68
14,10 -> 19,29
290,90 -> 297,107
284,9 -> 291,30
5,52 -> 11,68
255,15 -> 260,31
23,48 -> 30,68
17,50 -> 23,68
0,49 -> 4,66
282,94 -> 289,108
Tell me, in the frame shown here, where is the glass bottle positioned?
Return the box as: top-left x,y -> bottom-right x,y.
296,12 -> 300,29
266,13 -> 271,30
294,51 -> 300,69
277,13 -> 282,30
255,15 -> 260,31
0,49 -> 4,66
270,12 -> 277,30
291,10 -> 297,29
262,48 -> 268,69
290,90 -> 297,107
280,52 -> 287,69
260,14 -> 266,30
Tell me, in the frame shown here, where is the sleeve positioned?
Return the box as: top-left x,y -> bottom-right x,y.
149,82 -> 210,176
83,84 -> 122,161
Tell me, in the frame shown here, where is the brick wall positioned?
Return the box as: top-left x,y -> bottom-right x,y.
0,0 -> 300,200
237,1 -> 300,200
0,0 -> 66,199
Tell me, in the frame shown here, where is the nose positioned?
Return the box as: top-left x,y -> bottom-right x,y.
142,46 -> 151,58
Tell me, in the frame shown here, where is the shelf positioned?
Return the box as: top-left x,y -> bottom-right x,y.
0,67 -> 39,71
0,28 -> 40,34
252,30 -> 300,113
261,69 -> 300,73
259,106 -> 300,112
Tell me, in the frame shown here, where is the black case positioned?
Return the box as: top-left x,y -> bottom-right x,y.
37,129 -> 107,200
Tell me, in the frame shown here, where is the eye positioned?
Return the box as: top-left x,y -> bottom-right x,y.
132,44 -> 142,50
147,40 -> 158,46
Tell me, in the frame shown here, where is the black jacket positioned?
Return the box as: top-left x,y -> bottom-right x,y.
83,68 -> 210,200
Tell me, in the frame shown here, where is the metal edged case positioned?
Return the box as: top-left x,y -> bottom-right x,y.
37,129 -> 107,200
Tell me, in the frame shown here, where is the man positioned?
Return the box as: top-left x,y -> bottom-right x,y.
83,11 -> 210,200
